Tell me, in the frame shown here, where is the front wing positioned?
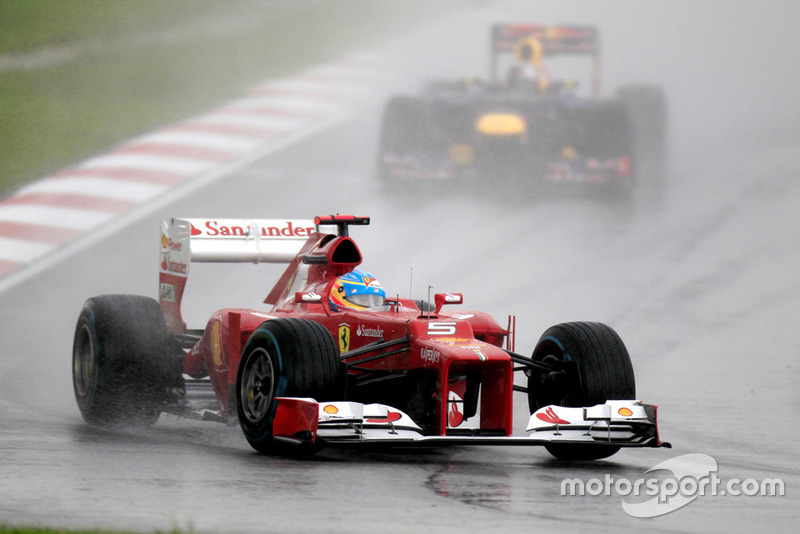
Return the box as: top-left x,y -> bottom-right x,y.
545,156 -> 633,185
271,398 -> 669,450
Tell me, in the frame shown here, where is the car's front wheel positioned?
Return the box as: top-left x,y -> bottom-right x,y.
236,318 -> 344,455
527,321 -> 635,461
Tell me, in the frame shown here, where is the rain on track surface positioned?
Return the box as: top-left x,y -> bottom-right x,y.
1,1 -> 798,532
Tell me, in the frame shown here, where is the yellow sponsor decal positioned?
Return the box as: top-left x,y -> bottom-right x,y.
618,407 -> 634,417
476,114 -> 526,137
448,143 -> 474,165
211,320 -> 223,367
560,146 -> 578,159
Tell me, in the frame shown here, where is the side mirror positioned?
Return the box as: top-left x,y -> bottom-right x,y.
434,293 -> 463,315
295,291 -> 322,303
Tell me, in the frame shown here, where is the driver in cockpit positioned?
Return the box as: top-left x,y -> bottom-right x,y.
328,270 -> 386,311
506,38 -> 550,92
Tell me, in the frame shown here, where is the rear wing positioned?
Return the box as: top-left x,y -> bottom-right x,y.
491,24 -> 599,57
490,24 -> 601,93
159,218 -> 316,332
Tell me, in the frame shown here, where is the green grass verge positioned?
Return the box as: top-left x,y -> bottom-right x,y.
0,529 -> 186,534
0,0 -> 229,52
0,0 -> 453,196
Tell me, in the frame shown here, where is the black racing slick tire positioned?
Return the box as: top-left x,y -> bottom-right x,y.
527,322 -> 635,461
72,295 -> 183,426
236,318 -> 344,455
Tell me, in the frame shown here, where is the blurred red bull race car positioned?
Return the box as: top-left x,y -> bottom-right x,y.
377,24 -> 667,190
72,215 -> 669,459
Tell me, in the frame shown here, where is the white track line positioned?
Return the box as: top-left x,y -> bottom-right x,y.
78,154 -> 214,175
136,131 -> 262,152
0,237 -> 57,262
16,177 -> 169,202
0,204 -> 115,230
192,111 -> 314,131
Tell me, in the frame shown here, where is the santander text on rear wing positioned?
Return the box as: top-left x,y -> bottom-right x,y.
159,218 -> 316,332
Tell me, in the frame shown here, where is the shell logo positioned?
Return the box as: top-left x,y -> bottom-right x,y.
323,405 -> 339,415
618,407 -> 634,417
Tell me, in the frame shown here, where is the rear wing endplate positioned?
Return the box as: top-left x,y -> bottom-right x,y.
159,218 -> 316,332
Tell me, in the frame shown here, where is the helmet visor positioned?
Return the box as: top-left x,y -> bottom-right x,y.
346,293 -> 385,308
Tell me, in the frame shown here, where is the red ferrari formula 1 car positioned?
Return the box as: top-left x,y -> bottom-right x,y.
72,215 -> 669,459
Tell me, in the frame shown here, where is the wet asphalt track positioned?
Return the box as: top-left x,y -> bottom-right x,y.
1,1 -> 799,532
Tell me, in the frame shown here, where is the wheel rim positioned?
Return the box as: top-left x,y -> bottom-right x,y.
240,347 -> 275,423
73,322 -> 95,398
529,341 -> 582,412
532,353 -> 564,407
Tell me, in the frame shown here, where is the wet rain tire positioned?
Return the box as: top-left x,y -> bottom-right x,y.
527,322 -> 635,461
376,95 -> 435,183
72,295 -> 182,426
617,84 -> 668,163
236,318 -> 344,455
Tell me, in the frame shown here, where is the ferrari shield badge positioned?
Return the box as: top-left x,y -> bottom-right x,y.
338,323 -> 351,353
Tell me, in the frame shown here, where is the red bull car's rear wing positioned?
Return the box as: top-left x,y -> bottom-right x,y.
490,23 -> 601,95
159,218 -> 316,332
491,24 -> 599,56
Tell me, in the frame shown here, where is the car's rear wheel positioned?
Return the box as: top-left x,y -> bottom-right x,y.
236,318 -> 344,455
72,295 -> 183,426
617,84 -> 668,163
376,95 -> 437,182
527,322 -> 635,460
